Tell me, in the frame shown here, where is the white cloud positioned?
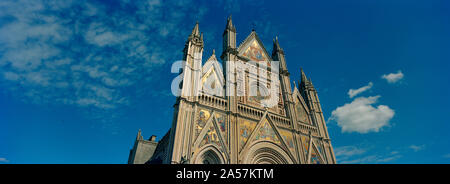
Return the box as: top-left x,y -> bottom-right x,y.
0,157 -> 9,163
409,144 -> 425,152
334,146 -> 367,158
348,82 -> 373,98
329,96 -> 395,133
382,70 -> 404,83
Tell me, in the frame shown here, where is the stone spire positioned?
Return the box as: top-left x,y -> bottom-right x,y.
225,15 -> 236,32
273,36 -> 283,53
136,129 -> 143,140
301,68 -> 308,84
272,36 -> 287,71
185,21 -> 203,48
309,77 -> 314,88
191,21 -> 200,37
221,14 -> 237,60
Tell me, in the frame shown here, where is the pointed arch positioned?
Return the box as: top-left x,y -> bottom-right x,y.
241,141 -> 294,164
192,145 -> 226,164
201,53 -> 225,97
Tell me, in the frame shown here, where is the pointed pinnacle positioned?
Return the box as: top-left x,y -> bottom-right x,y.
301,68 -> 308,83
274,36 -> 281,50
226,15 -> 234,30
212,49 -> 215,55
137,129 -> 142,140
191,21 -> 200,36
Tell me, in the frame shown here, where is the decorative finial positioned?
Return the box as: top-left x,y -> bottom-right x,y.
212,49 -> 215,55
226,14 -> 234,30
136,129 -> 142,140
301,67 -> 308,84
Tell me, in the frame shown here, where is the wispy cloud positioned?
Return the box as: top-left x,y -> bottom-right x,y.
334,146 -> 367,158
329,96 -> 395,133
409,144 -> 425,152
0,0 -> 208,110
381,70 -> 404,83
339,154 -> 402,164
0,157 -> 9,163
334,145 -> 401,164
348,82 -> 373,98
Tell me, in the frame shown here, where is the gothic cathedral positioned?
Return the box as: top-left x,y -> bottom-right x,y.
128,16 -> 336,164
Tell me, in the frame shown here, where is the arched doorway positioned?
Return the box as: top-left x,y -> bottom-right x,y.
193,146 -> 226,164
242,141 -> 294,164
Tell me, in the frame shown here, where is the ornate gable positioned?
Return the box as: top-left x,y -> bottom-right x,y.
238,112 -> 297,163
292,84 -> 312,124
237,31 -> 271,65
193,110 -> 230,162
201,52 -> 225,97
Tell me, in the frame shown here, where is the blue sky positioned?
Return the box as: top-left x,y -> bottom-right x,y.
0,0 -> 449,164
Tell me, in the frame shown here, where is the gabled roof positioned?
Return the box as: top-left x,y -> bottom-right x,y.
237,31 -> 271,62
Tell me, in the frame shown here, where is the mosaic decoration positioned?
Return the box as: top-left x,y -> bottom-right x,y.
215,113 -> 227,145
254,119 -> 280,144
242,40 -> 270,63
202,68 -> 219,91
199,125 -> 223,153
295,101 -> 308,123
279,129 -> 295,153
314,139 -> 326,163
239,120 -> 258,151
248,83 -> 270,105
310,145 -> 322,164
301,135 -> 310,156
195,109 -> 210,140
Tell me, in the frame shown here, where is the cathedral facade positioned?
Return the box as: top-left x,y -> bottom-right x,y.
128,16 -> 336,164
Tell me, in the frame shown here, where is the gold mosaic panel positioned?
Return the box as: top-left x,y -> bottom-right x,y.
314,139 -> 326,163
199,125 -> 222,152
310,146 -> 322,164
242,40 -> 269,62
215,113 -> 227,145
254,119 -> 280,144
279,129 -> 295,154
239,119 -> 258,151
295,102 -> 308,123
195,109 -> 210,141
301,135 -> 310,156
